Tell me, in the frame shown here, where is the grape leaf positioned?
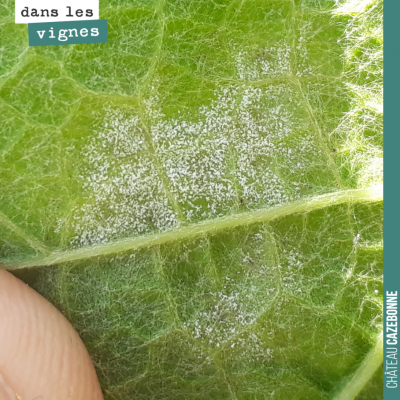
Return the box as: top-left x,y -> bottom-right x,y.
0,0 -> 383,399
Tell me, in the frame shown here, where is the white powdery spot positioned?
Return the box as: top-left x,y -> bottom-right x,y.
235,43 -> 291,80
234,85 -> 301,207
188,283 -> 276,364
69,44 -> 322,238
147,81 -> 313,219
71,107 -> 178,246
280,247 -> 305,293
188,231 -> 276,352
191,290 -> 263,341
149,88 -> 238,221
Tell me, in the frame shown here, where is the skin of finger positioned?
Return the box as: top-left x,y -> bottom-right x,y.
0,370 -> 15,399
0,269 -> 104,400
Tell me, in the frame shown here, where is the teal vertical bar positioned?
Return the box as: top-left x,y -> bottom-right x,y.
384,1 -> 400,399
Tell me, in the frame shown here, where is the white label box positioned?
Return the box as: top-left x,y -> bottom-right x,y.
15,0 -> 99,24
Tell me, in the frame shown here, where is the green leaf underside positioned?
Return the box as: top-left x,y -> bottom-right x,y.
0,0 -> 382,399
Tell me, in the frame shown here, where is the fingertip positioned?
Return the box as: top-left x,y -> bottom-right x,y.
0,269 -> 104,400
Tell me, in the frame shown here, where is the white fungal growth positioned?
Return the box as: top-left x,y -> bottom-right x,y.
71,107 -> 178,246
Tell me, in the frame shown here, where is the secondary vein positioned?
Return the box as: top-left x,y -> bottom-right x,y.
332,332 -> 383,400
0,210 -> 50,255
